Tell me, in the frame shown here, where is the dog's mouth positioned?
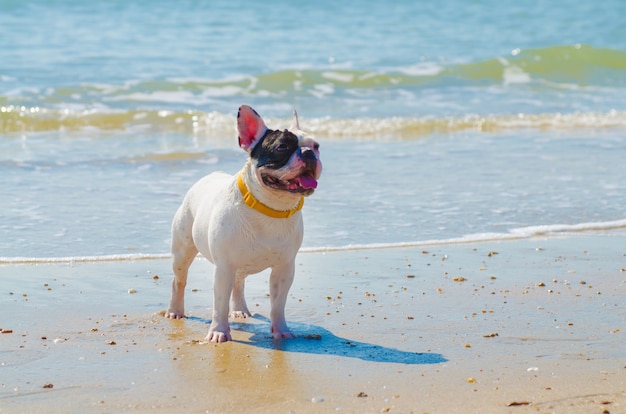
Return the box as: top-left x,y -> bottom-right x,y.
261,171 -> 318,195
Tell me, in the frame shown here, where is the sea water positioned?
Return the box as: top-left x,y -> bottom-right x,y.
1,0 -> 625,261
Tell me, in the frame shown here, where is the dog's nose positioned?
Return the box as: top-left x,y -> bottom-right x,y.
301,147 -> 317,160
300,147 -> 319,172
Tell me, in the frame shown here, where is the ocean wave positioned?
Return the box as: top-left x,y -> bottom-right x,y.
2,219 -> 625,264
2,105 -> 625,139
1,44 -> 624,108
2,44 -> 625,137
447,44 -> 626,85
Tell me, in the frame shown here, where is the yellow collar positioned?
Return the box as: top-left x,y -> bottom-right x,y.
237,172 -> 304,219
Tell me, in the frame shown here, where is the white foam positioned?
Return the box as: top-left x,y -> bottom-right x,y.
509,219 -> 626,236
322,71 -> 355,83
0,253 -> 171,265
397,62 -> 444,76
309,83 -> 335,98
503,65 -> 531,85
301,219 -> 626,253
106,91 -> 198,104
200,86 -> 245,97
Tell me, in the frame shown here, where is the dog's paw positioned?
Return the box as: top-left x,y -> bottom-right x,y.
230,310 -> 252,319
206,321 -> 232,343
165,309 -> 185,319
271,325 -> 296,339
205,330 -> 232,343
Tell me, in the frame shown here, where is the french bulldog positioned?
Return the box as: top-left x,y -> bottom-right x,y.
166,105 -> 322,343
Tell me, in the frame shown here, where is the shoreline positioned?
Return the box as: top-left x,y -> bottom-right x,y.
1,231 -> 625,413
4,219 -> 626,265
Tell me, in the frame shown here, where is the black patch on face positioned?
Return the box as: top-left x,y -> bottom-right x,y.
250,129 -> 299,170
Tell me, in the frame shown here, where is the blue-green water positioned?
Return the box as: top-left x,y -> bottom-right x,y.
1,0 -> 626,259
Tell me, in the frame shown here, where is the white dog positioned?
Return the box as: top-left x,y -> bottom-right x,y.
166,105 -> 322,343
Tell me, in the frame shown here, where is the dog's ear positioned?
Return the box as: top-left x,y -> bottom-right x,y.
290,109 -> 301,131
237,105 -> 268,152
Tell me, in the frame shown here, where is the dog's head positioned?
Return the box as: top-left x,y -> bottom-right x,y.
237,105 -> 322,197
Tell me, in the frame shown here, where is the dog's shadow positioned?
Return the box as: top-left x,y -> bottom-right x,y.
187,315 -> 446,365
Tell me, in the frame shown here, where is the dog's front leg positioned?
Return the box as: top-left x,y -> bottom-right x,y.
206,265 -> 235,343
269,261 -> 297,339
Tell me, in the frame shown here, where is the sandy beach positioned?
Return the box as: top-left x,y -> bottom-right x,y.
3,1 -> 626,413
1,232 -> 625,413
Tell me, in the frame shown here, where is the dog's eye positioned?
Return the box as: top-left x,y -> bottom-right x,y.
276,144 -> 290,152
313,143 -> 320,151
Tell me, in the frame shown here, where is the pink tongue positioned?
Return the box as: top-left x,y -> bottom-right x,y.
298,175 -> 318,189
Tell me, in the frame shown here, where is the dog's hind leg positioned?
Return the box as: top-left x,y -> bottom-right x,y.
166,209 -> 198,319
230,274 -> 252,318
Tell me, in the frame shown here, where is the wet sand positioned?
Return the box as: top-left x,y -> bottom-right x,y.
1,232 -> 625,413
